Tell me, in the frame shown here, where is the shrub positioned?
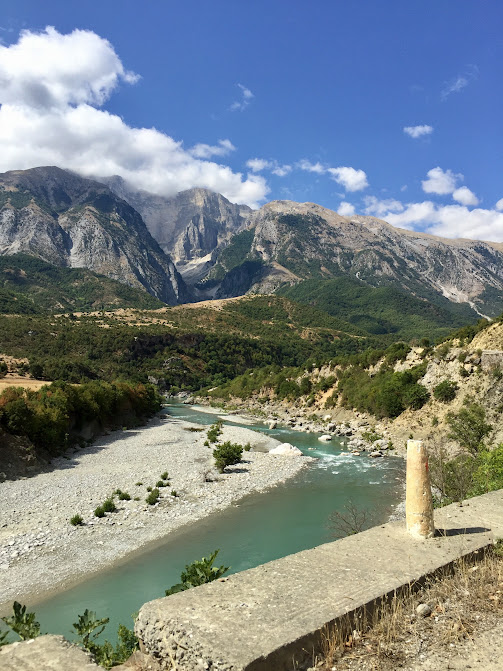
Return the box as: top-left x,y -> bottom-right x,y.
135,482 -> 143,486
447,402 -> 492,454
213,441 -> 243,473
244,442 -> 251,451
102,498 -> 116,513
1,601 -> 41,641
146,488 -> 160,505
70,514 -> 83,526
207,420 -> 223,443
171,490 -> 179,497
156,480 -> 165,488
146,486 -> 152,492
165,550 -> 229,596
433,380 -> 458,402
94,506 -> 105,518
118,491 -> 131,501
160,471 -> 169,480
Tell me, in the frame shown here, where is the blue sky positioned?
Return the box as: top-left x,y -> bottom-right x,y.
0,1 -> 502,240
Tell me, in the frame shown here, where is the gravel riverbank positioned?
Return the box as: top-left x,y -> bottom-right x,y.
0,412 -> 310,612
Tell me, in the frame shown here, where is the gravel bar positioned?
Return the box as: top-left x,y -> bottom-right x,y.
0,413 -> 310,612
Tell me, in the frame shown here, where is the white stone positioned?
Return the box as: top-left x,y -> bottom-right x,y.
269,443 -> 302,456
318,434 -> 332,442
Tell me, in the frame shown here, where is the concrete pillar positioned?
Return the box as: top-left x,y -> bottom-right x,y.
406,439 -> 435,539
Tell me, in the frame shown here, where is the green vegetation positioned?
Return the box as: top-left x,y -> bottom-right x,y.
0,254 -> 163,314
72,609 -> 138,669
336,363 -> 429,418
213,441 -> 243,473
433,380 -> 458,402
70,514 -> 84,526
446,402 -> 493,454
145,488 -> 160,505
165,550 -> 229,596
279,276 -> 477,341
207,420 -> 223,443
160,471 -> 169,480
1,601 -> 40,641
0,380 -> 161,458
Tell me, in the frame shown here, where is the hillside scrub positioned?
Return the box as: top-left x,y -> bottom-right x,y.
0,380 -> 162,457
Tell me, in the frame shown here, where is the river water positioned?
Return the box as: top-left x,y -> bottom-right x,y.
32,403 -> 404,641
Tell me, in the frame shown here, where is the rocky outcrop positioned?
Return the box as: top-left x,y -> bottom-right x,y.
102,177 -> 251,280
0,167 -> 191,304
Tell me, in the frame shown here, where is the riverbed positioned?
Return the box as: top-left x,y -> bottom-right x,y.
1,403 -> 404,641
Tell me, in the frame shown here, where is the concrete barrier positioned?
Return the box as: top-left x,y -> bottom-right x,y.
136,490 -> 503,670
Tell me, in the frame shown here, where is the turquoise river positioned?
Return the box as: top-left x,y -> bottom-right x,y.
31,403 -> 405,641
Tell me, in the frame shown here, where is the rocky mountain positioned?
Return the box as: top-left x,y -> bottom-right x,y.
102,177 -> 251,282
203,200 -> 503,316
0,167 -> 191,304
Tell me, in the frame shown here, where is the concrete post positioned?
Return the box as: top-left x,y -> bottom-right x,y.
406,439 -> 435,539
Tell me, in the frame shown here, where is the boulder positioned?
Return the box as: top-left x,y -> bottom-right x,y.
269,443 -> 302,456
318,434 -> 332,442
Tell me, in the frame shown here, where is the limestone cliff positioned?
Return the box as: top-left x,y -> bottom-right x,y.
102,177 -> 251,281
0,167 -> 191,304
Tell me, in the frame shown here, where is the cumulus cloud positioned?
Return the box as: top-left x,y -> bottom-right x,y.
246,157 -> 291,177
230,83 -> 254,112
363,196 -> 404,218
189,139 -> 236,159
403,125 -> 433,139
0,27 -> 268,207
360,196 -> 503,242
452,186 -> 479,206
338,201 -> 355,216
441,65 -> 478,101
297,159 -> 325,174
495,198 -> 503,211
328,166 -> 368,192
297,160 -> 368,191
421,167 -> 462,195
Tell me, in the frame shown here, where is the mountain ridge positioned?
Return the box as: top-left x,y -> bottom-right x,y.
0,167 -> 190,304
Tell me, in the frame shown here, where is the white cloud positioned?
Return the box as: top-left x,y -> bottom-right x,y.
246,158 -> 291,177
421,167 -> 462,195
297,160 -> 368,191
230,83 -> 254,112
297,159 -> 325,174
0,27 -> 269,207
363,196 -> 404,218
360,196 -> 503,242
452,186 -> 479,206
441,65 -> 478,101
338,201 -> 355,216
0,26 -> 139,109
189,139 -> 236,159
495,198 -> 503,211
328,166 -> 368,192
403,125 -> 433,139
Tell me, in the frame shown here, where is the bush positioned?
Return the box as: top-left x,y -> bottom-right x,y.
213,441 -> 243,473
118,491 -> 131,501
94,506 -> 105,518
207,420 -> 223,443
160,471 -> 169,480
433,380 -> 458,402
447,402 -> 492,454
1,601 -> 41,641
146,488 -> 160,505
102,498 -> 116,513
156,480 -> 165,488
165,550 -> 229,596
171,490 -> 179,497
70,514 -> 83,526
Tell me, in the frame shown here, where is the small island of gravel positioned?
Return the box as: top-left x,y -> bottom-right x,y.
0,411 -> 310,612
